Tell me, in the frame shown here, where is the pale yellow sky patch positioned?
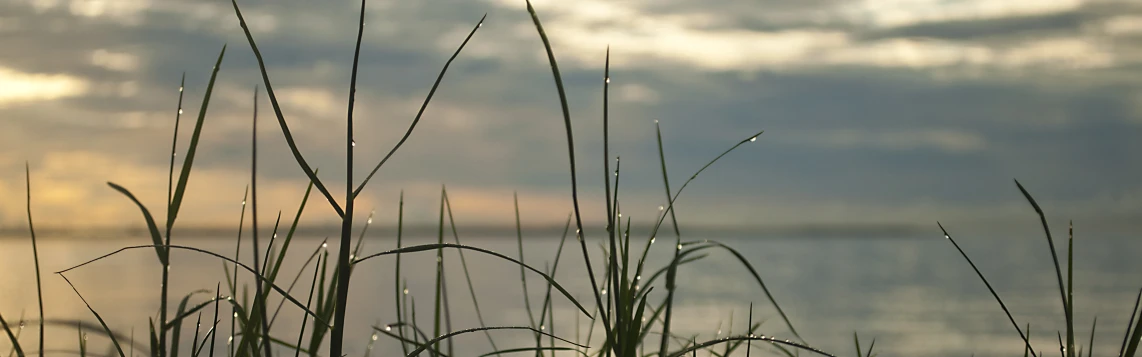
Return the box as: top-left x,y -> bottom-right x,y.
0,67 -> 89,106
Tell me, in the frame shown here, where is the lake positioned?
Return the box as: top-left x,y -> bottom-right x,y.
1,231 -> 1139,357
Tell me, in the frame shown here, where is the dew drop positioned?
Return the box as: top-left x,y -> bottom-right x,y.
241,200 -> 247,206
605,77 -> 610,84
636,275 -> 641,280
944,234 -> 951,240
227,336 -> 233,345
273,233 -> 278,239
367,218 -> 373,224
654,119 -> 659,124
540,325 -> 545,331
676,244 -> 683,250
477,23 -> 483,28
18,321 -> 25,328
227,296 -> 233,301
403,288 -> 409,295
749,136 -> 757,142
371,334 -> 378,341
178,109 -> 184,115
351,140 -> 356,147
658,206 -> 664,211
179,86 -> 184,93
83,333 -> 88,341
716,330 -> 721,336
618,213 -> 622,218
384,325 -> 392,332
601,289 -> 607,295
322,242 -> 328,248
649,237 -> 655,244
233,312 -> 239,318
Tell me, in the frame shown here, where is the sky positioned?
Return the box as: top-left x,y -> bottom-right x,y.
1,0 -> 1141,235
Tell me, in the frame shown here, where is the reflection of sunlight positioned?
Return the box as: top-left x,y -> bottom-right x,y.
838,0 -> 1082,28
0,67 -> 88,106
67,0 -> 150,25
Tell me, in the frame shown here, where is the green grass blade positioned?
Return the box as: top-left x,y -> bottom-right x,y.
58,245 -> 329,328
408,327 -> 583,357
169,290 -> 211,357
189,313 -> 202,357
1124,288 -> 1142,356
938,222 -> 1035,356
149,319 -> 159,357
354,14 -> 486,196
395,191 -> 409,356
478,347 -> 586,357
0,313 -> 24,357
107,182 -> 167,265
79,323 -> 87,357
1086,317 -> 1095,357
1068,221 -> 1075,357
25,164 -> 44,357
442,188 -> 498,350
354,243 -> 592,317
1014,179 -> 1071,356
230,0 -> 343,218
853,333 -> 860,357
524,0 -> 611,345
167,45 -> 226,228
433,188 -> 446,356
295,253 -> 322,357
666,336 -> 835,357
1119,287 -> 1142,357
514,193 -> 538,331
269,240 -> 326,328
209,284 -> 221,357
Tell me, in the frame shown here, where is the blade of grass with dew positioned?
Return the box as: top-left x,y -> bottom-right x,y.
57,245 -> 329,328
1014,179 -> 1072,357
369,325 -> 447,357
164,48 -> 226,357
190,314 -> 202,357
209,284 -> 220,357
24,164 -> 44,357
534,214 -> 573,357
666,336 -> 835,357
442,188 -> 499,350
395,191 -> 409,356
513,193 -> 540,347
478,347 -> 586,357
353,14 -> 486,197
241,84 -> 274,357
525,0 -> 612,346
937,223 -> 1034,356
107,183 -> 167,265
295,253 -> 321,357
433,187 -> 446,356
352,243 -> 592,317
79,323 -> 87,357
1117,287 -> 1141,357
231,0 -> 342,218
268,240 -> 326,328
149,319 -> 159,357
1,313 -> 24,357
1068,221 -> 1075,357
408,327 -> 585,357
171,290 -> 211,357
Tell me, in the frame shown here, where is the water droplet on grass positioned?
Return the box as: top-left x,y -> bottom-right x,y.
540,325 -> 545,330
322,242 -> 328,248
351,140 -> 356,147
178,109 -> 184,115
650,237 -> 655,244
677,244 -> 683,250
179,86 -> 184,93
233,312 -> 239,318
749,136 -> 757,142
371,334 -> 378,341
384,325 -> 392,331
403,288 -> 409,295
605,77 -> 610,84
601,289 -> 607,295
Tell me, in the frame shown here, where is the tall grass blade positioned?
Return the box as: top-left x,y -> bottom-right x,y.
524,0 -> 611,344
1014,180 -> 1072,356
0,313 -> 24,357
295,254 -> 322,357
937,222 -> 1035,356
170,291 -> 211,357
1087,317 -> 1095,357
24,164 -> 44,357
107,182 -> 167,265
149,319 -> 159,357
478,347 -> 585,357
666,336 -> 835,357
442,189 -> 498,350
513,193 -> 538,332
1119,287 -> 1142,357
167,45 -> 225,228
230,0 -> 343,217
58,245 -> 329,327
395,191 -> 409,356
353,243 -> 591,317
408,327 -> 583,357
354,14 -> 486,196
209,284 -> 220,357
245,84 -> 274,357
1068,221 -> 1075,357
434,188 -> 446,356
1124,288 -> 1142,356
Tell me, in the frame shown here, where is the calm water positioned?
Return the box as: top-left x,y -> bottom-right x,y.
1,232 -> 1139,357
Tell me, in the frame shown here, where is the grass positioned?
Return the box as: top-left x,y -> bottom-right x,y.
3,0 -> 1141,357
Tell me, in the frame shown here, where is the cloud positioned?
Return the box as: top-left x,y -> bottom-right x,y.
0,67 -> 89,106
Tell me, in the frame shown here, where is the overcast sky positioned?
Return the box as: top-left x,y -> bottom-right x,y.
1,0 -> 1140,234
